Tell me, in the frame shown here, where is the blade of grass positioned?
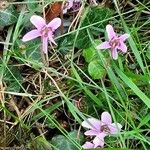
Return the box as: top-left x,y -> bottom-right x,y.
114,65 -> 150,108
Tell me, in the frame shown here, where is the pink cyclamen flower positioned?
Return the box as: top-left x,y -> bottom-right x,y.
82,112 -> 122,148
63,0 -> 81,14
96,24 -> 130,60
22,15 -> 61,54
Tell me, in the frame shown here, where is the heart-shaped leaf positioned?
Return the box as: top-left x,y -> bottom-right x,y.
51,130 -> 84,150
0,4 -> 18,26
88,60 -> 106,79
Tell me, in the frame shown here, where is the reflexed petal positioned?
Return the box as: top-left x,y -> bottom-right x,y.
106,24 -> 117,40
30,15 -> 46,30
93,133 -> 106,148
22,29 -> 40,42
82,142 -> 94,149
101,112 -> 112,125
111,48 -> 118,60
84,130 -> 98,136
96,41 -> 111,49
81,118 -> 101,130
47,18 -> 61,31
119,33 -> 130,41
48,33 -> 57,45
63,8 -> 67,14
68,0 -> 74,8
109,123 -> 122,134
118,42 -> 127,53
42,37 -> 48,54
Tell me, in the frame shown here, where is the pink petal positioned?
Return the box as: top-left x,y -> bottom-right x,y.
82,142 -> 94,149
118,42 -> 127,53
48,33 -> 57,45
109,123 -> 122,134
119,33 -> 130,41
68,0 -> 74,9
63,8 -> 67,14
30,15 -> 46,30
106,24 -> 117,41
84,130 -> 99,136
93,133 -> 106,148
47,18 -> 61,31
42,37 -> 48,54
82,118 -> 101,131
96,41 -> 111,49
22,29 -> 40,42
111,48 -> 118,60
101,112 -> 112,125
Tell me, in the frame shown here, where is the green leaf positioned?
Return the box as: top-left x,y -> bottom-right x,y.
88,60 -> 106,79
27,136 -> 52,150
58,34 -> 75,55
4,66 -> 23,92
83,46 -> 97,63
76,7 -> 112,49
0,5 -> 18,26
26,0 -> 39,11
51,130 -> 84,150
14,39 -> 42,65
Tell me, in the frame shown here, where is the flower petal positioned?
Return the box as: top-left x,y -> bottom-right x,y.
119,33 -> 130,41
84,129 -> 99,136
96,41 -> 111,49
82,118 -> 101,131
101,112 -> 112,125
68,0 -> 74,9
109,123 -> 122,134
106,24 -> 117,40
111,48 -> 118,60
42,37 -> 48,54
82,142 -> 94,149
47,18 -> 61,31
48,32 -> 57,45
22,29 -> 40,42
118,42 -> 127,53
93,133 -> 106,148
30,15 -> 46,30
63,8 -> 67,14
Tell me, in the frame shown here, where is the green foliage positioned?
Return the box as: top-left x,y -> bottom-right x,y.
76,7 -> 112,49
26,0 -> 39,11
14,39 -> 42,64
27,136 -> 52,150
146,45 -> 150,60
88,60 -> 105,80
83,46 -> 97,63
51,130 -> 84,150
58,34 -> 75,55
25,0 -> 42,12
58,7 -> 112,52
0,4 -> 18,26
82,42 -> 108,79
3,66 -> 23,92
115,65 -> 150,108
